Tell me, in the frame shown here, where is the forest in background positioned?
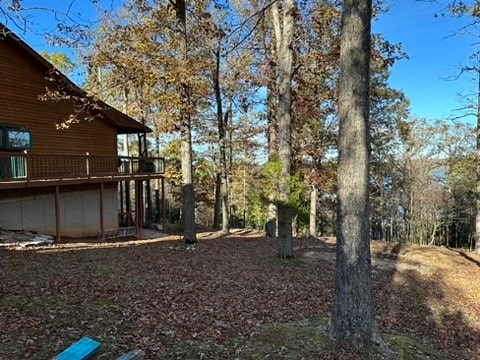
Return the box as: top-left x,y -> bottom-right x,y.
3,0 -> 480,354
1,0 -> 479,250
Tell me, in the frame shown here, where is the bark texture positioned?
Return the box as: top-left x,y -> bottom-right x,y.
265,35 -> 277,238
181,110 -> 197,244
213,41 -> 230,234
309,186 -> 318,237
476,72 -> 480,254
272,0 -> 295,258
330,0 -> 379,347
176,2 -> 197,244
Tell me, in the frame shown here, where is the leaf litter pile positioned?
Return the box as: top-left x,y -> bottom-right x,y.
0,230 -> 479,359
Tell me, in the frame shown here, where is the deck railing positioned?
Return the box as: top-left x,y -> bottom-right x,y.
0,152 -> 164,183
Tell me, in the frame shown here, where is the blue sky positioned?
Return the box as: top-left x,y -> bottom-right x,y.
4,0 -> 99,51
7,0 -> 478,124
373,0 -> 478,123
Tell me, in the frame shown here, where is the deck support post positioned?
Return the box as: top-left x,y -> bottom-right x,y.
55,185 -> 61,241
100,182 -> 105,241
119,181 -> 124,222
126,181 -> 131,226
135,180 -> 143,239
162,177 -> 166,231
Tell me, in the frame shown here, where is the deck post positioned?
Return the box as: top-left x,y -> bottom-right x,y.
100,182 -> 105,241
126,181 -> 131,226
55,185 -> 61,241
23,150 -> 28,180
162,177 -> 166,231
119,181 -> 124,223
154,179 -> 160,223
135,180 -> 143,239
85,152 -> 90,178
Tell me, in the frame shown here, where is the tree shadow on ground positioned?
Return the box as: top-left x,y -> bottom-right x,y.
374,243 -> 480,359
446,247 -> 480,267
1,236 -> 479,359
293,238 -> 480,358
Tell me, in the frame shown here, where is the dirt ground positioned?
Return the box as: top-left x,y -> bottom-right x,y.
0,230 -> 479,359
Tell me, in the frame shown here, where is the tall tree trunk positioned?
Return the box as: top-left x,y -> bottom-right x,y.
475,71 -> 480,254
181,105 -> 197,244
330,0 -> 381,348
213,42 -> 229,233
213,173 -> 221,229
175,0 -> 197,244
265,42 -> 278,238
272,0 -> 295,258
309,186 -> 318,237
243,159 -> 247,226
138,104 -> 153,226
221,110 -> 230,232
266,38 -> 277,161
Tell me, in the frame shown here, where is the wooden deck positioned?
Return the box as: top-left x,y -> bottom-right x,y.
0,152 -> 164,189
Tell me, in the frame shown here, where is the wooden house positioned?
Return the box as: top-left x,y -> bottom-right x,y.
0,24 -> 164,239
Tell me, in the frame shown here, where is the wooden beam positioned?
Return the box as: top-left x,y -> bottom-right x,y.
55,185 -> 61,241
0,174 -> 164,190
100,182 -> 105,241
162,177 -> 166,232
135,180 -> 143,239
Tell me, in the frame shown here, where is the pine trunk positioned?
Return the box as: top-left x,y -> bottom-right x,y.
330,0 -> 380,347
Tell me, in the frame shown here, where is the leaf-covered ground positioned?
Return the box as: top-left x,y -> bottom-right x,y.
0,230 -> 479,359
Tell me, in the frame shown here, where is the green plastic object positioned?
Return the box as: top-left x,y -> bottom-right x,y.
53,337 -> 101,360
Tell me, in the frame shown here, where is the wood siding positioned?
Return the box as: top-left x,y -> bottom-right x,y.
0,31 -> 164,238
0,37 -> 117,156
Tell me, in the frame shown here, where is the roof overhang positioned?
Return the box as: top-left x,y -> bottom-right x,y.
0,23 -> 151,134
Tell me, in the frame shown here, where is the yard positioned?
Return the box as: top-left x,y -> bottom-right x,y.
0,230 -> 479,359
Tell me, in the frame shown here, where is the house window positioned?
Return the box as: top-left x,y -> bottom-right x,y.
0,125 -> 32,151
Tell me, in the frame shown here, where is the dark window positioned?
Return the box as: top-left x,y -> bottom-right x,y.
0,125 -> 32,151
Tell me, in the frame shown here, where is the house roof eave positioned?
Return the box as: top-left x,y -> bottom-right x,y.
0,23 -> 150,134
